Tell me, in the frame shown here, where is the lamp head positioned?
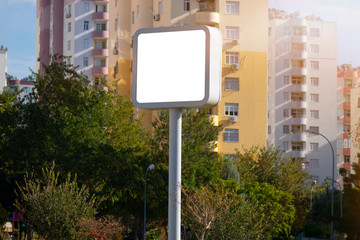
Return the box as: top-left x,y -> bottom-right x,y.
148,164 -> 155,171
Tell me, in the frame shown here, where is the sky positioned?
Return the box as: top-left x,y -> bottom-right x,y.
0,0 -> 360,78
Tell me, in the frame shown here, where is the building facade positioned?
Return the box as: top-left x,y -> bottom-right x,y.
36,0 -> 110,83
0,45 -> 8,92
337,64 -> 360,177
268,9 -> 337,183
36,0 -> 268,155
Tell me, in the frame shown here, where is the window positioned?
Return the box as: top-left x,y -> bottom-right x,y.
309,126 -> 319,134
67,22 -> 71,32
337,139 -> 343,148
132,11 -> 135,24
268,27 -> 272,36
224,154 -> 238,160
344,138 -> 351,148
96,5 -> 105,12
137,4 -> 140,17
344,155 -> 350,163
23,87 -> 29,94
283,42 -> 290,52
292,76 -> 305,85
310,143 -> 319,151
283,125 -> 290,134
283,109 -> 289,118
84,21 -> 89,30
292,108 -> 306,118
310,94 -> 319,102
83,57 -> 88,67
311,77 -> 319,86
84,38 -> 89,49
225,52 -> 239,65
225,103 -> 238,116
268,125 -> 271,134
311,44 -> 319,53
292,141 -> 305,151
224,129 -> 239,142
95,41 -> 105,49
225,78 -> 239,91
310,28 -> 320,37
310,110 -> 319,119
84,2 -> 89,12
310,159 -> 319,168
67,40 -> 71,51
184,0 -> 190,11
283,76 -> 290,85
282,141 -> 289,151
311,61 -> 319,69
159,1 -> 164,14
292,124 -> 305,134
115,0 -> 118,7
283,59 -> 290,68
225,27 -> 239,40
283,92 -> 289,101
225,1 -> 239,14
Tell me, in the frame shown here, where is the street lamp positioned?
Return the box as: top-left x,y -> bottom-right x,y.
305,130 -> 335,240
326,178 -> 343,218
144,164 -> 155,239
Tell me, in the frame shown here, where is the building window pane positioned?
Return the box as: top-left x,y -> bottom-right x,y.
84,21 -> 89,30
225,78 -> 239,91
225,1 -> 239,14
224,129 -> 239,142
283,125 -> 289,134
311,44 -> 319,53
225,103 -> 238,116
310,94 -> 319,102
310,143 -> 319,151
283,92 -> 289,101
84,2 -> 89,12
225,52 -> 239,65
283,76 -> 290,85
83,57 -> 88,67
67,40 -> 71,51
311,77 -> 319,86
309,126 -> 319,134
310,110 -> 319,119
184,0 -> 190,11
225,26 -> 239,40
310,28 -> 320,37
283,109 -> 289,118
282,141 -> 289,151
84,39 -> 89,49
310,159 -> 319,168
67,22 -> 71,32
311,61 -> 319,69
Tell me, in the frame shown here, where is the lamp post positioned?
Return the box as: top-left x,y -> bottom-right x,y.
306,130 -> 335,240
326,178 -> 343,218
144,164 -> 155,239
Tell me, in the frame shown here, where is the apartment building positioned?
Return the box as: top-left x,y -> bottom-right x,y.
337,64 -> 360,177
6,75 -> 35,101
0,45 -> 7,92
36,0 -> 268,155
268,9 -> 337,183
36,0 -> 110,83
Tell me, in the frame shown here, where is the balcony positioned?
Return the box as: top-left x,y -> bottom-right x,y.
292,18 -> 307,26
92,30 -> 109,39
343,87 -> 351,93
343,148 -> 350,155
195,11 -> 219,26
291,133 -> 307,142
343,163 -> 351,170
291,101 -> 307,108
343,117 -> 350,124
343,132 -> 350,139
291,150 -> 307,158
92,48 -> 108,57
343,102 -> 350,109
292,67 -> 307,75
291,84 -> 307,92
292,51 -> 307,59
292,35 -> 307,42
92,67 -> 108,75
292,117 -> 307,125
93,12 -> 109,21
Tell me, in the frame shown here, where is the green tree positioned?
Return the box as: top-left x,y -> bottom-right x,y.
151,109 -> 222,188
16,164 -> 99,240
235,146 -> 311,236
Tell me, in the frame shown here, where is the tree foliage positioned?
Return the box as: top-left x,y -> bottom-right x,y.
16,164 -> 99,240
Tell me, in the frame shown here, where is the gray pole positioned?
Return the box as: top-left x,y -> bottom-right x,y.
169,108 -> 182,240
144,164 -> 155,239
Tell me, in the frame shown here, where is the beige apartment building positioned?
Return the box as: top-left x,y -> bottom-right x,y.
36,0 -> 268,155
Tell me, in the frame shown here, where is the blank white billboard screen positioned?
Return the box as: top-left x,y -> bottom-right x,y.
136,30 -> 206,103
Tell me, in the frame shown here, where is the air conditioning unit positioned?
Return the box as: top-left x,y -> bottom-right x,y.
232,39 -> 239,45
229,116 -> 237,122
232,64 -> 239,70
154,14 -> 160,21
113,48 -> 119,55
